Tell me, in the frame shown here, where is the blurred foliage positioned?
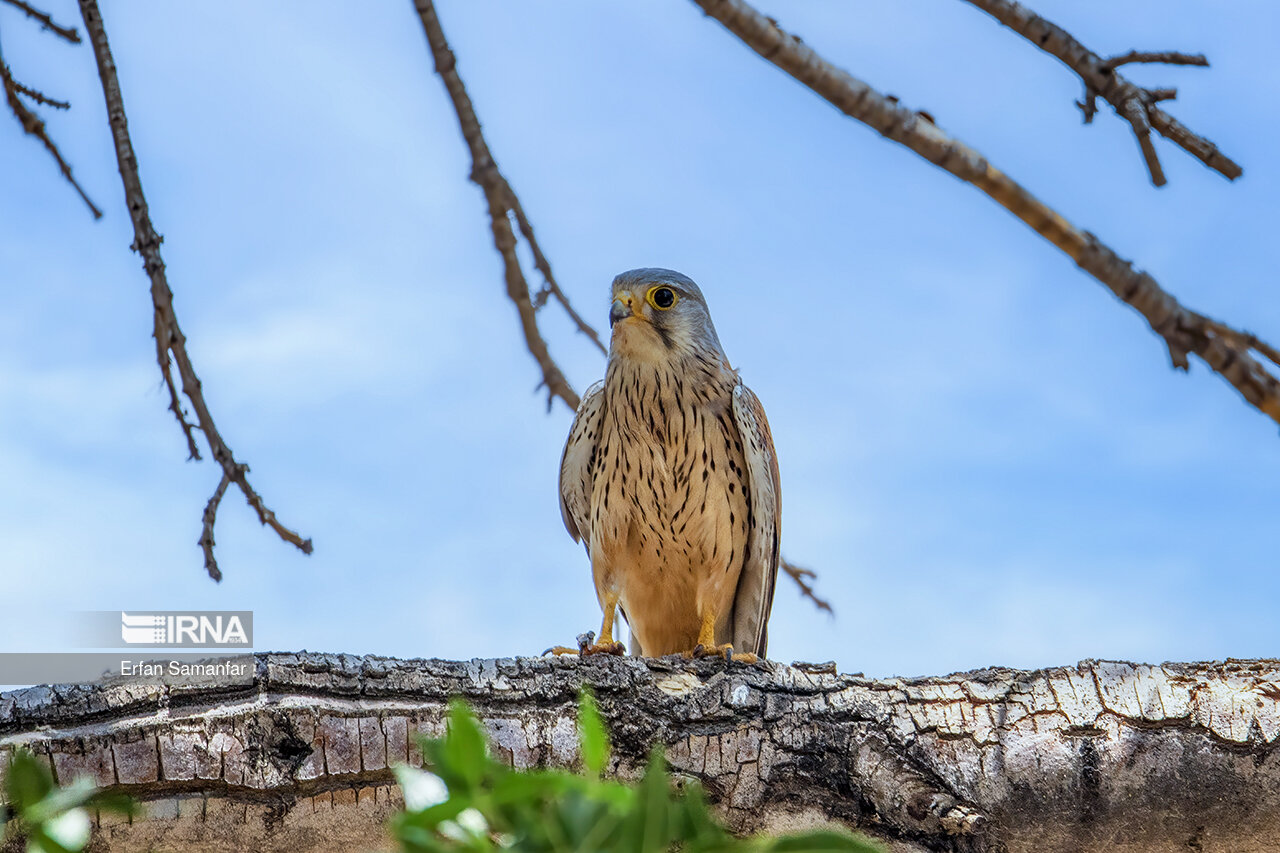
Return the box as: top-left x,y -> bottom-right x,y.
390,693 -> 880,853
0,748 -> 135,853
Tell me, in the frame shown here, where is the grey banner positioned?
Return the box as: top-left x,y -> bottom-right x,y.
73,610 -> 253,648
0,654 -> 257,689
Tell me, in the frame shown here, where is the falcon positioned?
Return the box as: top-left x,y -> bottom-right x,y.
557,268 -> 780,661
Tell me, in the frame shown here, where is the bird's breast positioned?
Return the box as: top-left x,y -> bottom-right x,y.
591,361 -> 749,570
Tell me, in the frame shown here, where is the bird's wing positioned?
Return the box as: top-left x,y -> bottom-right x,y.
558,380 -> 606,545
730,381 -> 781,658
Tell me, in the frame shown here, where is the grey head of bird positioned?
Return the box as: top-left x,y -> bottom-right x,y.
607,268 -> 727,364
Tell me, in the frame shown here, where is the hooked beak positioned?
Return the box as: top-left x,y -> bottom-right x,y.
610,292 -> 639,327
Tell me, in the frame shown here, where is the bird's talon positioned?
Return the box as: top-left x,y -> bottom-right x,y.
686,642 -> 743,661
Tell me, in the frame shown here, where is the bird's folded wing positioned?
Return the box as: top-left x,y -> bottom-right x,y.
730,381 -> 781,658
558,380 -> 606,544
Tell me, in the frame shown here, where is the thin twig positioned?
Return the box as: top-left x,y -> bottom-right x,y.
13,79 -> 68,109
412,0 -> 580,412
509,200 -> 607,354
780,559 -> 834,615
692,0 -> 1280,425
959,0 -> 1239,185
0,0 -> 80,42
1120,97 -> 1165,187
198,472 -> 232,583
0,52 -> 100,217
1103,51 -> 1208,70
79,0 -> 312,573
155,320 -> 202,461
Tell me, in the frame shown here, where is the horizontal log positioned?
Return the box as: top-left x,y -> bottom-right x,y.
2,653 -> 1279,852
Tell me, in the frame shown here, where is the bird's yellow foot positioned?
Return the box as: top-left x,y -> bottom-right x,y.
684,643 -> 759,664
544,631 -> 625,657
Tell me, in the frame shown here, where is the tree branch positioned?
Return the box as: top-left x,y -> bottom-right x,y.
412,0 -> 584,412
6,655 -> 1280,852
11,78 -> 68,109
78,0 -> 311,573
198,472 -> 232,583
780,558 -> 833,615
0,0 -> 79,43
1103,50 -> 1208,70
960,0 -> 1239,186
0,49 -> 100,218
692,0 -> 1280,426
510,199 -> 607,355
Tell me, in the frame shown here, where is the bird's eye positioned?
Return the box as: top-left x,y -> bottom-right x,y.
647,286 -> 677,310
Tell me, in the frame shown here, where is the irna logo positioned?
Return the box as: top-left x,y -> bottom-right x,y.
120,612 -> 252,647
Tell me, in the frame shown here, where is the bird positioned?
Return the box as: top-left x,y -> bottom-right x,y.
555,268 -> 780,662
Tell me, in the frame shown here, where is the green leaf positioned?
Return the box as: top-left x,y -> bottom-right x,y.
577,690 -> 609,777
5,749 -> 55,811
388,700 -> 883,853
22,778 -> 96,827
617,746 -> 673,853
440,701 -> 489,792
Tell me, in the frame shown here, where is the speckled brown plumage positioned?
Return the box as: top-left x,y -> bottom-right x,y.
559,269 -> 780,659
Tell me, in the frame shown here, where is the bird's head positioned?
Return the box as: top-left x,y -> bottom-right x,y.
607,268 -> 725,363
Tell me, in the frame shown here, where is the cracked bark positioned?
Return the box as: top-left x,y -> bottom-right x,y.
3,655 -> 1280,852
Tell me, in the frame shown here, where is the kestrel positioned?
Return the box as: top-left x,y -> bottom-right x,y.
557,268 -> 780,661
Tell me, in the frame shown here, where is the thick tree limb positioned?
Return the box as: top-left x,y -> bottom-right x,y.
960,0 -> 1239,186
693,0 -> 1280,425
4,654 -> 1280,852
412,0 -> 585,412
78,0 -> 312,572
0,0 -> 79,43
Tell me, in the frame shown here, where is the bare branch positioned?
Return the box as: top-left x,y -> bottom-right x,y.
0,51 -> 100,217
198,472 -> 232,582
692,0 -> 1280,426
155,322 -> 202,461
780,558 -> 834,615
1200,320 -> 1280,373
12,79 -> 68,109
960,0 -> 1241,184
1120,96 -> 1165,186
509,200 -> 607,355
79,0 -> 312,571
412,0 -> 581,412
0,0 -> 80,43
1104,50 -> 1208,70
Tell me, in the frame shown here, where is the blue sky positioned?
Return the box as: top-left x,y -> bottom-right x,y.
1,1 -> 1277,679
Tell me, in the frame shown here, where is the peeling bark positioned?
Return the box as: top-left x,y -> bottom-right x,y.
2,654 -> 1279,852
